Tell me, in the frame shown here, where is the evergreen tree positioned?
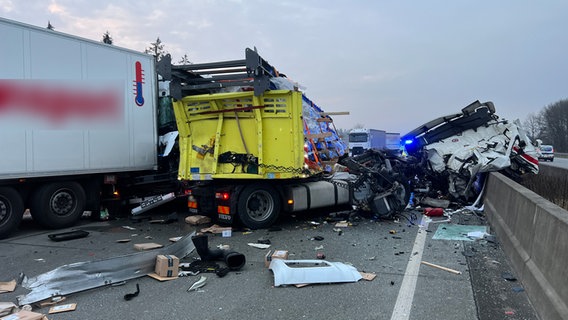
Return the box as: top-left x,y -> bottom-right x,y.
102,31 -> 113,45
178,54 -> 191,65
145,37 -> 168,59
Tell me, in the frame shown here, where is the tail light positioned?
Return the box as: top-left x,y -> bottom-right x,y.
215,192 -> 230,201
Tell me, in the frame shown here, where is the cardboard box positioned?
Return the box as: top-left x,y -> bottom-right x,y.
0,310 -> 47,320
185,215 -> 211,225
155,255 -> 179,277
265,250 -> 289,268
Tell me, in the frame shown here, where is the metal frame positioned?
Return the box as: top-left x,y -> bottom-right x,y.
158,48 -> 279,99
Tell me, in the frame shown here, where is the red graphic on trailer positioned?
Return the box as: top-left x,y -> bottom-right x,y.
134,61 -> 145,106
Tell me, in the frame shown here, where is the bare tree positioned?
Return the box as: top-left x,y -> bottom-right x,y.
541,99 -> 568,152
145,37 -> 168,59
523,111 -> 544,141
102,31 -> 113,45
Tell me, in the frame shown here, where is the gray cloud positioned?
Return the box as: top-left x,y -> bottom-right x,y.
1,0 -> 566,133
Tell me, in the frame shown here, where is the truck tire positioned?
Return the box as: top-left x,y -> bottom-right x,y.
30,182 -> 86,229
237,184 -> 281,229
0,187 -> 25,239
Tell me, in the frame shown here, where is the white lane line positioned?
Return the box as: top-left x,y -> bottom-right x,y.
390,216 -> 430,320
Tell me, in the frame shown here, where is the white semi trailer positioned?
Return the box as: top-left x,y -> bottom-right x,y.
0,17 -> 180,238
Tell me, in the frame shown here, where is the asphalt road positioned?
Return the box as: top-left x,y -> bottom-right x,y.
540,156 -> 568,169
0,207 -> 539,320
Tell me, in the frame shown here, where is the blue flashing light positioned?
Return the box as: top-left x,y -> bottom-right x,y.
404,139 -> 414,145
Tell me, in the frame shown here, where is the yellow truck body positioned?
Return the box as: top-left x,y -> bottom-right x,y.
173,89 -> 319,180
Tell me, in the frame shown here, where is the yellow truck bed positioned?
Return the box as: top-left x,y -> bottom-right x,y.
173,89 -> 344,180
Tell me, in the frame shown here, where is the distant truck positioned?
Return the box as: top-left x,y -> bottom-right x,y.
348,129 -> 386,156
385,132 -> 401,151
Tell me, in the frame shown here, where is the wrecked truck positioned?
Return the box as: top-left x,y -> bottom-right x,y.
336,100 -> 539,220
332,101 -> 538,218
401,100 -> 538,202
167,53 -> 351,229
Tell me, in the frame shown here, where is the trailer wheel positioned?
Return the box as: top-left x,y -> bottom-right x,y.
30,182 -> 86,229
0,187 -> 25,239
237,184 -> 281,229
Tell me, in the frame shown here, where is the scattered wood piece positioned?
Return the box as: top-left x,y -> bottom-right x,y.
133,243 -> 163,251
421,261 -> 462,275
0,280 -> 16,293
359,272 -> 377,281
147,273 -> 178,282
200,224 -> 232,234
185,215 -> 212,225
48,303 -> 77,314
169,236 -> 182,242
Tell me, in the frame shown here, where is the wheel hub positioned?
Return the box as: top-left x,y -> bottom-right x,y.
50,190 -> 75,216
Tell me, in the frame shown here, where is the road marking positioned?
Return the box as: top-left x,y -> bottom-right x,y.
390,216 -> 430,320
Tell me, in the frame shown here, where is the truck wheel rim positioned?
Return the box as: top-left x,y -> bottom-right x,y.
246,190 -> 274,222
50,189 -> 76,216
0,197 -> 7,221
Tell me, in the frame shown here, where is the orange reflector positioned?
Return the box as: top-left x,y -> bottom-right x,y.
287,199 -> 294,205
217,205 -> 230,214
188,201 -> 197,209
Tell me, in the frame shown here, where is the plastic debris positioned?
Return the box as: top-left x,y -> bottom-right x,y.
248,243 -> 271,249
187,276 -> 207,292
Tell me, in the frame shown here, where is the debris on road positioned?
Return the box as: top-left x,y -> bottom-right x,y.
264,250 -> 289,268
0,309 -> 47,320
18,231 -> 196,306
185,215 -> 211,225
187,276 -> 207,292
421,261 -> 462,275
248,243 -> 270,249
200,224 -> 232,234
48,303 -> 76,314
123,284 -> 140,301
269,260 -> 362,287
0,302 -> 18,317
47,230 -> 89,242
359,272 -> 377,281
133,243 -> 164,251
0,280 -> 16,293
155,255 -> 179,278
193,235 -> 246,271
423,208 -> 444,217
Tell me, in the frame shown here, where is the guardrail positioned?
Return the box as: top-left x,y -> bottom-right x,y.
484,172 -> 568,320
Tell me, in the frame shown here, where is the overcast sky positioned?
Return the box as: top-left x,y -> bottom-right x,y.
1,0 -> 567,134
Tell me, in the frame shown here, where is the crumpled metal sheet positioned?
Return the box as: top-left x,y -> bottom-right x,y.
425,119 -> 538,175
18,231 -> 196,306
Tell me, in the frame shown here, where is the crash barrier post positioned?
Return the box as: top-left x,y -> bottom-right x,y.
484,172 -> 568,320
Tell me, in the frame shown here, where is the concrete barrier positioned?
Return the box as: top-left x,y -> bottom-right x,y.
484,172 -> 568,320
